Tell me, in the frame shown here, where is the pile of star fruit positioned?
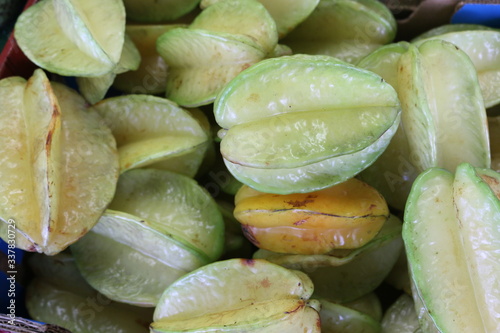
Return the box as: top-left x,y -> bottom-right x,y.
1,0 -> 500,332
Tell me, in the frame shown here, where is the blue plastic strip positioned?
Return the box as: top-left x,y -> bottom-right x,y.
451,4 -> 500,28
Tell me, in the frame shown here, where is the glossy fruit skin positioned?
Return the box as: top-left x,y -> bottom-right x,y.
14,0 -> 125,76
359,39 -> 490,211
403,164 -> 500,332
26,253 -> 153,333
234,178 -> 389,254
412,25 -> 500,108
151,258 -> 321,333
281,0 -> 397,64
0,70 -> 119,255
93,94 -> 209,176
253,214 -> 403,302
214,54 -> 401,194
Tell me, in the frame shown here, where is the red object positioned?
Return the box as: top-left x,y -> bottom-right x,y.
0,0 -> 39,80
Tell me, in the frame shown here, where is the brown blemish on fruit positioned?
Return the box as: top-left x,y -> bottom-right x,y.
241,258 -> 255,266
316,317 -> 322,329
285,199 -> 314,208
260,278 -> 271,288
242,225 -> 259,246
80,227 -> 88,236
285,301 -> 304,314
248,93 -> 259,102
293,218 -> 309,226
46,130 -> 53,147
46,107 -> 60,148
480,174 -> 500,199
241,63 -> 251,71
